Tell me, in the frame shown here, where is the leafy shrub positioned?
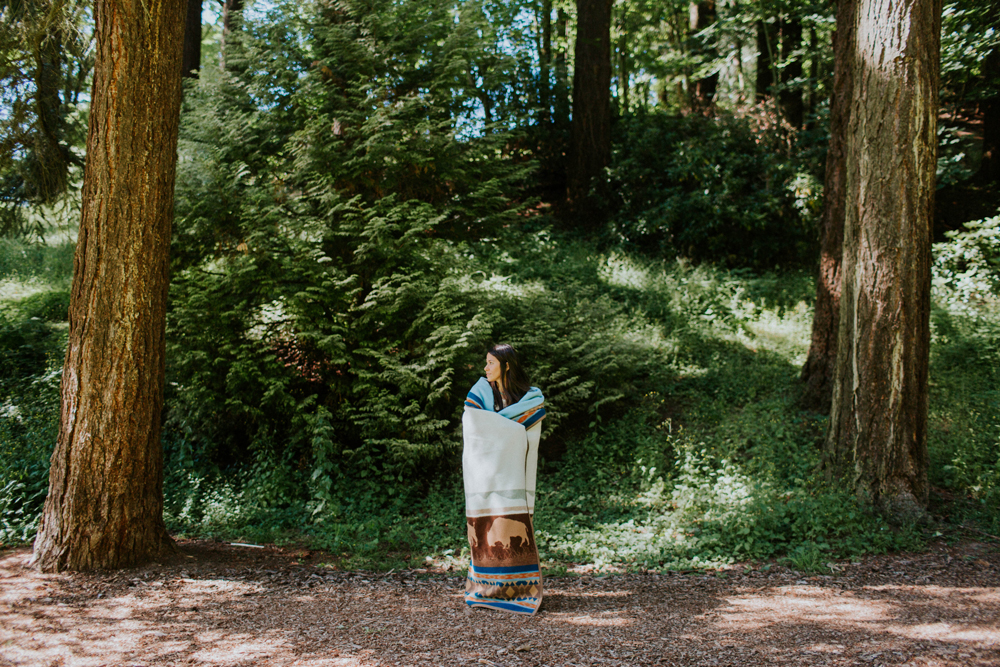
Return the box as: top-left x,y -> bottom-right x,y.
607,111 -> 820,268
0,370 -> 59,545
0,236 -> 72,545
929,215 -> 1000,533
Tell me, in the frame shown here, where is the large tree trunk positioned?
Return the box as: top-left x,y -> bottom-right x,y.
800,0 -> 855,412
568,0 -> 612,217
826,0 -> 940,520
30,0 -> 186,572
979,46 -> 999,184
182,0 -> 202,78
778,16 -> 803,127
689,0 -> 718,112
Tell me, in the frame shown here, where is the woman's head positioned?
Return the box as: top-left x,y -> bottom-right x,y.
484,343 -> 531,405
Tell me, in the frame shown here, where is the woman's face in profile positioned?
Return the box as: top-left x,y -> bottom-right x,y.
484,353 -> 502,384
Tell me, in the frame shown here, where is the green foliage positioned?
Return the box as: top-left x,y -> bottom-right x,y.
0,0 -> 92,236
0,234 -> 72,545
939,0 -> 1000,108
0,374 -> 58,545
3,0 -> 998,569
929,216 -> 1000,534
607,111 -> 820,268
535,369 -> 920,572
0,298 -> 65,546
160,238 -> 930,570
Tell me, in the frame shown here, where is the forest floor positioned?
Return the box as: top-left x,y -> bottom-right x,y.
1,539 -> 998,667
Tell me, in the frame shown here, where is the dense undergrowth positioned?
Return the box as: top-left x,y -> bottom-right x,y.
3,219 -> 998,569
2,0 -> 998,573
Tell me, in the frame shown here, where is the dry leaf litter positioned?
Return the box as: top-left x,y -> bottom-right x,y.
1,539 -> 998,666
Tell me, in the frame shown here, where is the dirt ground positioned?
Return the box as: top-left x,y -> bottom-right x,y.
1,539 -> 998,667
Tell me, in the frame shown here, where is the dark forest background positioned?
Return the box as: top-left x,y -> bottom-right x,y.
2,0 -> 998,571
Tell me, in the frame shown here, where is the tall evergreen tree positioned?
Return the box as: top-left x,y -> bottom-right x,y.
755,19 -> 776,101
182,0 -> 202,78
826,0 -> 941,519
689,0 -> 718,112
800,0 -> 855,411
31,0 -> 186,571
568,0 -> 612,219
778,15 -> 803,127
0,0 -> 91,234
539,0 -> 552,124
980,45 -> 999,184
554,7 -> 570,127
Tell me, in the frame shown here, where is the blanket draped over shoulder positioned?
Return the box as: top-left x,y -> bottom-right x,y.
462,377 -> 546,614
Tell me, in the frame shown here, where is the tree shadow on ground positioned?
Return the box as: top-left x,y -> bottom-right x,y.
2,542 -> 998,667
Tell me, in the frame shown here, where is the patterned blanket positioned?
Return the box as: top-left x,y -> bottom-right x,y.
462,377 -> 545,615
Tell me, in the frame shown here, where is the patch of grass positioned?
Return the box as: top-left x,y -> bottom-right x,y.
0,234 -> 74,546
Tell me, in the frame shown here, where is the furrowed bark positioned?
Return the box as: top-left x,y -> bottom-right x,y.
800,0 -> 855,412
31,0 -> 186,572
826,0 -> 940,520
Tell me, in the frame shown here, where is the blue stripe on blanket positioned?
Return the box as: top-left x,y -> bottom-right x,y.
465,560 -> 542,615
469,563 -> 540,575
465,377 -> 546,426
465,597 -> 540,613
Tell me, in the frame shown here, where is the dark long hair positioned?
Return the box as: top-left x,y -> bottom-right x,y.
487,343 -> 532,409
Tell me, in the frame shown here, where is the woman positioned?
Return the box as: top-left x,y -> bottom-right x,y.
462,343 -> 545,615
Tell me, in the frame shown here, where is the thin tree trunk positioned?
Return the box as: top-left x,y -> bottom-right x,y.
826,0 -> 941,519
979,46 -> 999,184
555,8 -> 569,127
779,15 -> 803,127
690,0 -> 718,112
30,0 -> 186,572
540,0 -> 552,124
182,0 -> 202,78
755,19 -> 776,102
800,0 -> 855,412
221,0 -> 243,68
805,26 -> 819,129
30,20 -> 69,203
467,66 -> 494,127
568,0 -> 612,216
618,23 -> 629,113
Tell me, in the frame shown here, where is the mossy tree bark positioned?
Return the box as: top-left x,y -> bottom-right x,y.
799,0 -> 855,412
568,0 -> 612,220
826,0 -> 940,519
30,0 -> 186,572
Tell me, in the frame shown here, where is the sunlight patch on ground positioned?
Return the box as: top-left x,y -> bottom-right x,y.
558,611 -> 633,627
739,301 -> 812,363
597,253 -> 652,290
0,275 -> 54,302
725,588 -> 892,624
